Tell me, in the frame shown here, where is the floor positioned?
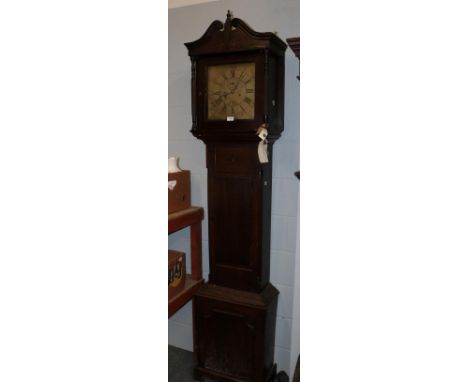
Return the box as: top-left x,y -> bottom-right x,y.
168,346 -> 295,382
168,346 -> 215,382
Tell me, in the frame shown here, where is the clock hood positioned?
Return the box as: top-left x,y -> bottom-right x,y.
185,10 -> 287,57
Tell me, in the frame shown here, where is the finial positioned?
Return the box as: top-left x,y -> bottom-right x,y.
224,10 -> 233,41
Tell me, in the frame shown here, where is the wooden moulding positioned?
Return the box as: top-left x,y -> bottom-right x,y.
286,37 -> 300,59
185,10 -> 287,57
286,37 -> 300,80
195,282 -> 279,309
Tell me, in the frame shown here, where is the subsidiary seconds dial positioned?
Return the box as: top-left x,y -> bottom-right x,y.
207,62 -> 255,121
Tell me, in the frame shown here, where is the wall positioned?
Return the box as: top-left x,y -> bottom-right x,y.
169,0 -> 221,9
168,0 -> 300,375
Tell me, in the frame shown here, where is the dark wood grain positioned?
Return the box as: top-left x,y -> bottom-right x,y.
194,283 -> 279,382
206,142 -> 272,292
190,220 -> 202,280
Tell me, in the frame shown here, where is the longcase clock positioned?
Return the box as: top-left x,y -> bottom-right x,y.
185,11 -> 286,382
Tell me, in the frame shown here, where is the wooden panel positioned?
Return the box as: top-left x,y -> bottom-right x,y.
197,300 -> 257,379
193,283 -> 279,382
214,145 -> 257,175
206,143 -> 272,291
212,175 -> 253,267
168,170 -> 191,214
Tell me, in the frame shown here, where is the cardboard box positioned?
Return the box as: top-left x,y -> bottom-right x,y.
168,170 -> 191,214
168,250 -> 186,299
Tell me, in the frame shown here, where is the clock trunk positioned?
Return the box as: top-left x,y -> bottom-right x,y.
207,142 -> 272,292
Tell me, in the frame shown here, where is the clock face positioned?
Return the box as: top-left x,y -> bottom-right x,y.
207,62 -> 255,121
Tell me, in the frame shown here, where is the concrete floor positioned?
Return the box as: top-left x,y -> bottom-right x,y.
169,347 -> 293,382
168,346 -> 195,382
168,346 -> 216,382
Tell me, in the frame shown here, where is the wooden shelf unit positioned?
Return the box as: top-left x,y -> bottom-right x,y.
168,206 -> 204,318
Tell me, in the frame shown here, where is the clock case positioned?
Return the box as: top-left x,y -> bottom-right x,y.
185,12 -> 287,382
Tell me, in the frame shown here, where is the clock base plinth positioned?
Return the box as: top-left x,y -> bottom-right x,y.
193,283 -> 279,382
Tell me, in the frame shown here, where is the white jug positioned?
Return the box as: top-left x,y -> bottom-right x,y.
168,157 -> 182,173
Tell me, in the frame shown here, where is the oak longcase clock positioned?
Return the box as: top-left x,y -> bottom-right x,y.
185,11 -> 287,382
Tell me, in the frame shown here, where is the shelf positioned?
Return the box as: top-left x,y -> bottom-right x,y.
168,206 -> 205,318
169,206 -> 204,234
168,275 -> 204,318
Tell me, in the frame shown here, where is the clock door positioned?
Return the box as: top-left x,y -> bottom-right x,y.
196,53 -> 265,132
207,142 -> 262,291
207,62 -> 256,121
195,297 -> 259,379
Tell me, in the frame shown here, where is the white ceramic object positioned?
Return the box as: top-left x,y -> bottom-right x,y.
168,180 -> 177,190
168,157 -> 182,173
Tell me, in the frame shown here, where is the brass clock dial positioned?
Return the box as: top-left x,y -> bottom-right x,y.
207,62 -> 255,121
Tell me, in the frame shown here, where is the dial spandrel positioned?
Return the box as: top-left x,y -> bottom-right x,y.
207,62 -> 255,121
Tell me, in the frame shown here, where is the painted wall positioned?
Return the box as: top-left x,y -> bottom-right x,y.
168,0 -> 300,375
169,0 -> 221,9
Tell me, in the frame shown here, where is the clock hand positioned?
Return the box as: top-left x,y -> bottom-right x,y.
235,69 -> 246,90
224,85 -> 236,96
232,76 -> 243,93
